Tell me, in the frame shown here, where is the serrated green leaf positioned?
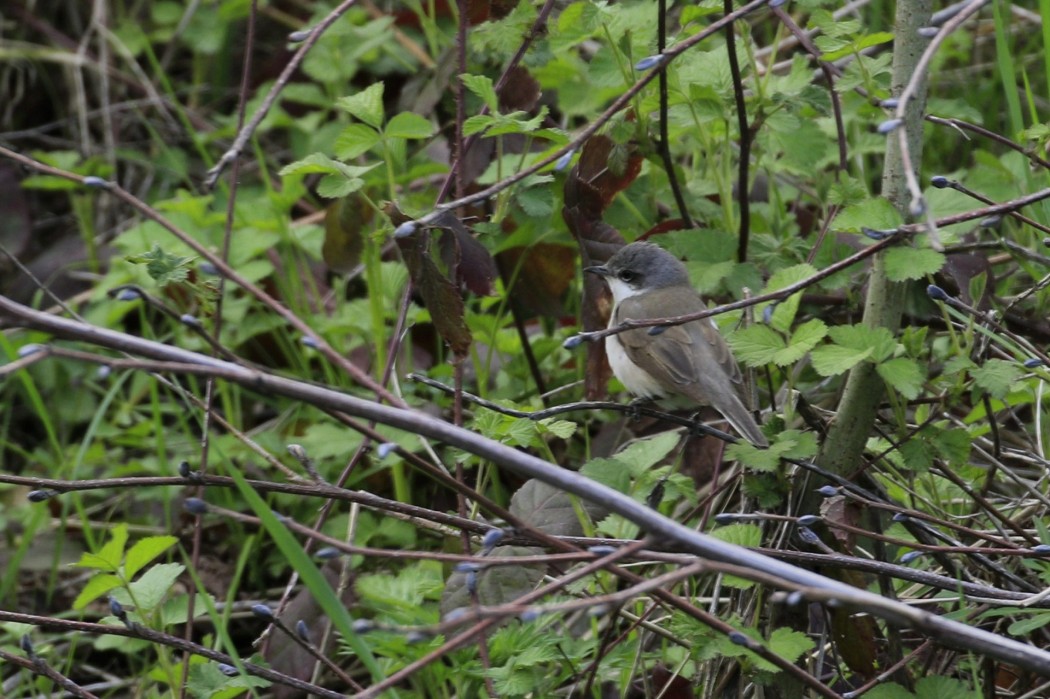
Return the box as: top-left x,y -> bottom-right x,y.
126,244 -> 195,286
811,343 -> 873,376
728,324 -> 785,367
768,627 -> 816,663
124,535 -> 178,580
613,431 -> 681,475
877,357 -> 924,400
827,324 -> 897,360
385,111 -> 434,140
463,114 -> 497,136
76,523 -> 128,572
335,82 -> 385,128
708,524 -> 761,588
770,318 -> 828,365
460,73 -> 499,111
833,197 -> 902,233
580,457 -> 632,493
334,123 -> 381,160
73,573 -> 123,610
898,438 -> 935,472
537,417 -> 577,439
727,438 -> 793,472
765,263 -> 818,332
934,428 -> 971,467
884,247 -> 945,282
972,359 -> 1023,400
125,562 -> 184,612
317,173 -> 365,198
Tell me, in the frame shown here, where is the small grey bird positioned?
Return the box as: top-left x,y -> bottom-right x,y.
586,241 -> 767,447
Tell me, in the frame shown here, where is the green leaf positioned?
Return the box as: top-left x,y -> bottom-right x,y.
317,173 -> 365,198
767,627 -> 816,664
73,573 -> 123,610
613,431 -> 681,476
877,357 -> 925,400
884,247 -> 945,282
708,524 -> 761,588
385,111 -> 434,140
126,244 -> 195,286
536,417 -> 577,439
76,523 -> 128,572
728,324 -> 785,367
934,428 -> 971,468
972,359 -> 1023,400
764,264 -> 818,332
460,73 -> 499,112
335,82 -> 385,128
833,197 -> 902,233
828,324 -> 898,361
581,457 -> 632,493
124,535 -> 178,580
899,438 -> 935,472
334,123 -> 381,159
781,319 -> 828,365
124,562 -> 185,612
811,343 -> 873,376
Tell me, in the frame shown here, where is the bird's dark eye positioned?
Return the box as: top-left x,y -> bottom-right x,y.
618,270 -> 635,283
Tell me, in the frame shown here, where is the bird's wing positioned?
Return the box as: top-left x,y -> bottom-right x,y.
616,292 -> 743,396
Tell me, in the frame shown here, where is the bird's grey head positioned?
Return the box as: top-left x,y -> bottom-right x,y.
588,242 -> 690,293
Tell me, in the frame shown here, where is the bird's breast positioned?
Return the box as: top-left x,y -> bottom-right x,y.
606,331 -> 666,399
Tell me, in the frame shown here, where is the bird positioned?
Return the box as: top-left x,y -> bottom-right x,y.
586,241 -> 768,447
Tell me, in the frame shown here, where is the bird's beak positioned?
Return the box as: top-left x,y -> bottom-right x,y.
584,264 -> 610,277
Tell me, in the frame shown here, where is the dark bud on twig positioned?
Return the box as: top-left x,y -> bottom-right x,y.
199,262 -> 220,276
879,98 -> 899,109
17,344 -> 44,358
797,515 -> 821,527
929,175 -> 951,188
288,29 -> 312,42
443,607 -> 470,624
520,608 -> 541,622
218,663 -> 239,676
978,216 -> 1002,229
454,562 -> 480,574
892,513 -> 911,522
20,634 -> 36,659
82,176 -> 111,189
797,527 -> 820,545
816,485 -> 840,497
899,551 -> 924,564
28,490 -> 58,502
1031,545 -> 1050,556
352,619 -> 375,634
1023,358 -> 1046,369
301,335 -> 320,349
115,288 -> 141,302
96,365 -> 112,380
555,150 -> 575,171
917,26 -> 939,38
562,334 -> 585,350
183,498 -> 208,515
647,324 -> 668,336
714,513 -> 740,525
926,285 -> 950,302
785,590 -> 805,607
727,631 -> 752,647
481,528 -> 505,551
587,545 -> 617,556
251,604 -> 275,620
633,55 -> 663,71
179,314 -> 202,328
315,547 -> 341,560
876,118 -> 902,134
376,442 -> 398,460
861,227 -> 894,240
296,619 -> 311,643
393,221 -> 417,239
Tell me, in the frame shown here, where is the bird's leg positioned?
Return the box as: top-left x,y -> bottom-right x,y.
626,396 -> 651,422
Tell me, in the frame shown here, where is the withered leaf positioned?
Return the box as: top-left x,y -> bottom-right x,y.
322,193 -> 370,274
